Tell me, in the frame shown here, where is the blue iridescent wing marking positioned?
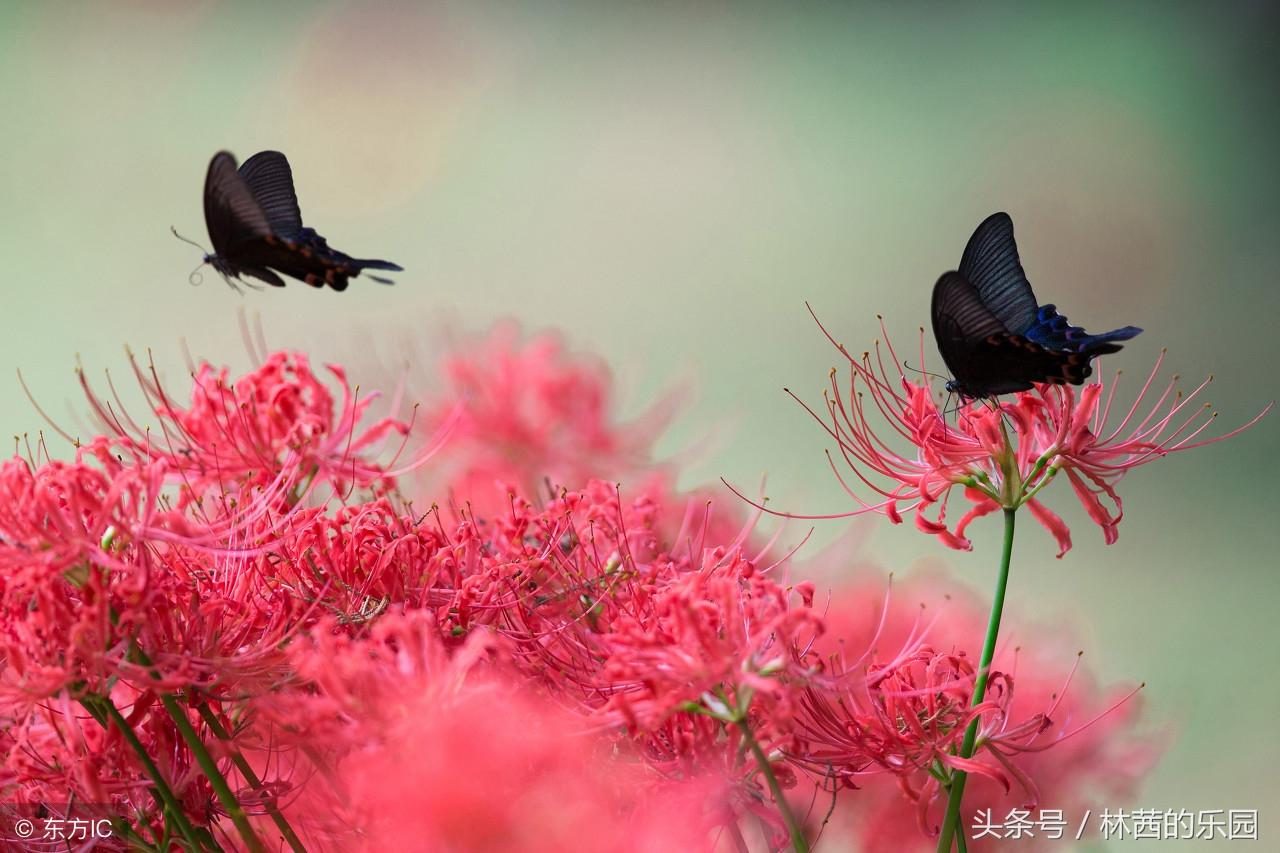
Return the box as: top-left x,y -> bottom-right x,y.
1022,304 -> 1142,353
932,272 -> 1107,397
933,272 -> 1053,395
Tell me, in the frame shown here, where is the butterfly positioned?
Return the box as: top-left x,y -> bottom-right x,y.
191,150 -> 403,291
931,212 -> 1141,400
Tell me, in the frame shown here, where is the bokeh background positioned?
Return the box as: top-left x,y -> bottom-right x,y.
2,1 -> 1276,847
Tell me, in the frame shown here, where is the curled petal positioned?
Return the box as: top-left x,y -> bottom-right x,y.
941,754 -> 1012,793
936,528 -> 973,552
954,494 -> 1000,541
1066,469 -> 1119,545
914,510 -> 949,535
1026,498 -> 1072,558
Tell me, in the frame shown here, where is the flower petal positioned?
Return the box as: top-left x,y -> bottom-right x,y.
954,494 -> 1000,540
1066,468 -> 1119,545
942,753 -> 1011,793
1026,498 -> 1072,557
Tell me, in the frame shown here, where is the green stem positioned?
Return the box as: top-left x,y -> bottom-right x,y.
935,508 -> 1016,853
126,644 -> 266,853
85,695 -> 209,852
159,692 -> 267,853
725,818 -> 751,853
110,815 -> 163,851
735,719 -> 808,853
197,703 -> 308,853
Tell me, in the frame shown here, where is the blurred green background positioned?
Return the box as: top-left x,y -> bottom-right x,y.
2,1 -> 1276,846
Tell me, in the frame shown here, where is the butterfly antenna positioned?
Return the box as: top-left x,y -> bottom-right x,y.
170,226 -> 209,254
903,361 -> 949,383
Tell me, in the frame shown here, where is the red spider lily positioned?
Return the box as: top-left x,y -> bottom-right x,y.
794,643 -> 1145,839
0,435 -> 269,579
599,557 -> 822,734
253,610 -> 725,852
0,685 -> 220,848
0,440 -> 300,709
417,323 -> 680,513
0,331 -> 1171,853
364,477 -> 825,848
64,349 -> 439,503
0,349 -> 458,852
424,480 -> 822,728
0,346 -> 460,700
793,645 -> 988,782
798,573 -> 1160,851
750,310 -> 1272,555
408,477 -> 821,739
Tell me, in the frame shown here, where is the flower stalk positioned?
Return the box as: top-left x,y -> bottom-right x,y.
159,690 -> 268,853
81,693 -> 215,852
734,715 -> 809,853
127,639 -> 268,853
197,703 -> 308,853
935,507 -> 1016,852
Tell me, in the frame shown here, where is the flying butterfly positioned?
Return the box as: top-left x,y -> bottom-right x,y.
178,150 -> 403,292
931,212 -> 1142,400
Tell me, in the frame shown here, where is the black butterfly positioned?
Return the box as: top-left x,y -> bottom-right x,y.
931,212 -> 1141,399
194,150 -> 403,291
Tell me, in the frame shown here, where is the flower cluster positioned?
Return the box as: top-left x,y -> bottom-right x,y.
804,574 -> 1161,851
416,322 -> 680,514
0,327 -> 1160,852
253,611 -> 723,852
773,312 -> 1271,555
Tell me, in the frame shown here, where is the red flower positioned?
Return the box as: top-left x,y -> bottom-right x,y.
598,551 -> 822,735
417,323 -> 679,513
75,350 -> 424,502
255,610 -> 724,852
757,311 -> 1271,555
0,331 -> 1176,851
795,573 -> 1161,851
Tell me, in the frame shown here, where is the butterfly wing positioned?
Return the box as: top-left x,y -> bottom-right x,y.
203,152 -> 273,257
238,151 -> 304,241
202,150 -> 402,291
224,228 -> 399,291
1023,303 -> 1143,353
969,331 -> 1106,389
932,272 -> 1028,395
958,212 -> 1039,336
240,240 -> 355,291
932,271 -> 1102,395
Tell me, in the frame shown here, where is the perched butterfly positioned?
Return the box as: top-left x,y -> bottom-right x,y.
189,150 -> 403,291
931,212 -> 1141,400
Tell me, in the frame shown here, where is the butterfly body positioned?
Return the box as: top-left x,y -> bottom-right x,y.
931,213 -> 1141,400
200,150 -> 402,291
